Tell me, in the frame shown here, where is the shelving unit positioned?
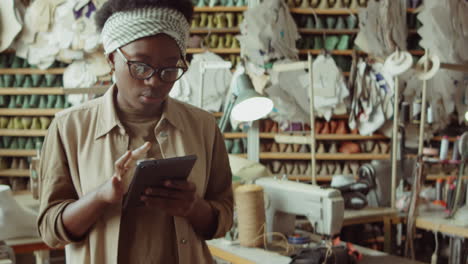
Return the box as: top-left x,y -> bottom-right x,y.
0,68 -> 65,75
187,48 -> 241,54
289,7 -> 418,15
0,109 -> 63,116
231,152 -> 389,160
224,132 -> 388,140
0,149 -> 37,157
194,6 -> 247,12
0,169 -> 29,177
0,86 -> 109,95
190,28 -> 240,34
0,129 -> 47,137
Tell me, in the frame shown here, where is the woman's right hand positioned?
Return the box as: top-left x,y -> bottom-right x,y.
98,142 -> 152,204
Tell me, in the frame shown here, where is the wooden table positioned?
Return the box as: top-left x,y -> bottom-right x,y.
343,207 -> 399,253
415,210 -> 468,264
207,238 -> 425,264
415,211 -> 468,238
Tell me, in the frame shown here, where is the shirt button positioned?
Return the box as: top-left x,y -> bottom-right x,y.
180,239 -> 187,244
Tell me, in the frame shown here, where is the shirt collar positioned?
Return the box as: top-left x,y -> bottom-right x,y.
95,84 -> 185,140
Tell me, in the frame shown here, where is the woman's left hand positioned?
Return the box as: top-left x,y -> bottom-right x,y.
141,180 -> 200,217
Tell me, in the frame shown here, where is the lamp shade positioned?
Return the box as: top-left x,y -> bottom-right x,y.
231,74 -> 273,122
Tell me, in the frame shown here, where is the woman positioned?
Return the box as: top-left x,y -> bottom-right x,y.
37,1 -> 233,263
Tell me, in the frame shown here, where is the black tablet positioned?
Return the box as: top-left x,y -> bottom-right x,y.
122,155 -> 197,210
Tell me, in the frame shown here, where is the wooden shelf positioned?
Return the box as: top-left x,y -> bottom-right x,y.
290,8 -> 359,15
224,132 -> 387,140
0,129 -> 47,137
298,28 -> 359,34
431,136 -> 459,142
187,48 -> 241,54
0,68 -> 65,75
0,109 -> 63,116
290,8 -> 417,15
194,6 -> 247,12
0,86 -> 109,95
298,50 -> 424,56
256,153 -> 390,160
190,28 -> 240,34
0,169 -> 29,177
426,174 -> 468,181
0,149 -> 37,157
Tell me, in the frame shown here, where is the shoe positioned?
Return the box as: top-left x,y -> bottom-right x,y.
9,138 -> 19,149
31,118 -> 41,130
226,13 -> 235,28
225,139 -> 233,153
39,117 -> 51,130
54,95 -> 65,108
335,17 -> 346,30
38,95 -> 47,108
271,122 -> 279,133
349,162 -> 360,176
339,141 -> 360,154
326,16 -> 336,29
25,138 -> 34,150
196,0 -> 206,7
13,117 -> 24,129
320,122 -> 330,134
346,14 -> 358,29
231,139 -> 243,154
215,13 -> 227,28
0,117 -> 9,128
329,142 -> 338,153
310,0 -> 321,7
209,0 -> 218,7
231,37 -> 240,49
342,162 -> 352,175
330,120 -> 338,134
317,142 -> 325,153
379,141 -> 390,154
6,118 -> 14,129
313,36 -> 324,49
23,76 -> 33,88
207,14 -> 215,28
271,161 -> 282,174
300,0 -> 310,8
217,35 -> 226,49
192,13 -> 201,28
336,120 -> 349,134
237,13 -> 244,25
336,35 -> 350,50
325,36 -> 339,51
18,137 -> 26,149
199,13 -> 208,28
271,143 -> 280,152
21,117 -> 32,129
305,16 -> 315,29
18,158 -> 28,169
10,158 -> 19,169
15,95 -> 24,108
285,161 -> 294,174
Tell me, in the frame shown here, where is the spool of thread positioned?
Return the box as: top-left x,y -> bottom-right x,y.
436,179 -> 443,201
234,184 -> 265,248
401,101 -> 410,123
412,97 -> 422,124
426,104 -> 434,124
452,136 -> 461,161
439,136 -> 449,161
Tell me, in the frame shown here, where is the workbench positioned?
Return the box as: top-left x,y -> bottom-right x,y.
207,238 -> 426,264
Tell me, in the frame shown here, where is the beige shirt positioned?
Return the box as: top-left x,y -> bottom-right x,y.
116,105 -> 178,263
37,85 -> 233,264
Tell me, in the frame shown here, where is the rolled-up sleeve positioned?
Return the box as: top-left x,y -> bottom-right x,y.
205,124 -> 234,239
37,119 -> 81,248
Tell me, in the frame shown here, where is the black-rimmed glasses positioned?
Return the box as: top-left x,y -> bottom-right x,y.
116,48 -> 187,83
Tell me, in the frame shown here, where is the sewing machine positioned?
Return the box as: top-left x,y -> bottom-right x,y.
255,177 -> 344,240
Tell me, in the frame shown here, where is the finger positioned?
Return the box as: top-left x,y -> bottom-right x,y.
144,187 -> 188,200
162,180 -> 196,191
124,142 -> 152,168
140,195 -> 171,208
115,151 -> 132,171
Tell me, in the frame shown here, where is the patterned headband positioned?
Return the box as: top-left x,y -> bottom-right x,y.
101,7 -> 190,57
